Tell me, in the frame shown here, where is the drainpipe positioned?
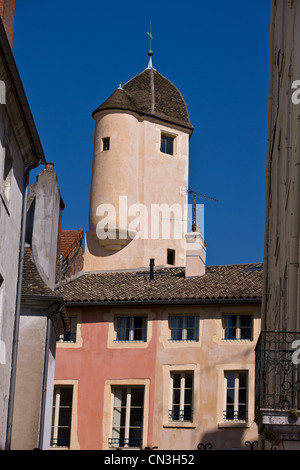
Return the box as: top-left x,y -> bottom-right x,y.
38,305 -> 62,450
5,159 -> 42,450
261,1 -> 275,331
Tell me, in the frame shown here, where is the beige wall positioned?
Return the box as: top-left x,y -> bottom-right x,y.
85,110 -> 191,272
152,303 -> 260,450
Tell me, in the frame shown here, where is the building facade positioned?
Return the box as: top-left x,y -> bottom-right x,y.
52,53 -> 263,450
255,0 -> 300,450
0,11 -> 48,448
54,263 -> 262,450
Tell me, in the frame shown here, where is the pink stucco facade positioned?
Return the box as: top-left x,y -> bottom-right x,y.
54,301 -> 261,450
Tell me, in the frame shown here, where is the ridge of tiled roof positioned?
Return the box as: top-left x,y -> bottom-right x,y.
59,229 -> 84,259
93,68 -> 194,131
55,262 -> 263,304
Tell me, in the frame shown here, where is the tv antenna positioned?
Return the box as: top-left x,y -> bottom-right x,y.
181,187 -> 218,232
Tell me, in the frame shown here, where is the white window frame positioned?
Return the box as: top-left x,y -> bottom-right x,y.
169,371 -> 193,422
114,315 -> 147,342
51,386 -> 73,448
222,314 -> 253,341
110,386 -> 144,448
169,315 -> 199,342
224,371 -> 248,422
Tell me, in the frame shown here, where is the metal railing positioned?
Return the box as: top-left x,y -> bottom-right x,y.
168,409 -> 193,422
50,438 -> 70,447
223,410 -> 248,421
108,438 -> 142,448
255,331 -> 300,414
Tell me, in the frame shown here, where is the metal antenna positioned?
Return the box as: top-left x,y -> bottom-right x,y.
146,19 -> 153,52
187,188 -> 218,232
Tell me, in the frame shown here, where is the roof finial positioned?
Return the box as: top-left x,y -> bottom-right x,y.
146,19 -> 153,69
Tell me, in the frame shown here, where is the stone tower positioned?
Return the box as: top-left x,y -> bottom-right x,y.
84,53 -> 194,272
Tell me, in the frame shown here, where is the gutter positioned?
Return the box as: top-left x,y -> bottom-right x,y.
64,298 -> 262,308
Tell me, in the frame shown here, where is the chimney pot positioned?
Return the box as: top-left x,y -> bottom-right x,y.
150,258 -> 155,280
45,162 -> 54,170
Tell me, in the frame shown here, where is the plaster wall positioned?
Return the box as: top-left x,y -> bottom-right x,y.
55,302 -> 261,450
85,111 -> 190,271
0,103 -> 25,449
10,311 -> 46,449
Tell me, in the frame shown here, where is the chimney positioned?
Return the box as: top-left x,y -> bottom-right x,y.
26,163 -> 62,289
185,229 -> 207,278
149,258 -> 155,280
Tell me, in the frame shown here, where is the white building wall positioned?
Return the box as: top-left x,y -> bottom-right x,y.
0,103 -> 25,449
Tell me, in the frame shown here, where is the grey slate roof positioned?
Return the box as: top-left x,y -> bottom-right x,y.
93,68 -> 194,131
55,263 -> 263,304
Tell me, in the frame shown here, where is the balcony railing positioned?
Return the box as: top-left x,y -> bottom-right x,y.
223,410 -> 248,421
255,331 -> 300,415
108,438 -> 142,448
168,409 -> 193,422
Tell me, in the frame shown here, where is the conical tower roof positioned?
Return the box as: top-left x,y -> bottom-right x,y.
93,60 -> 193,131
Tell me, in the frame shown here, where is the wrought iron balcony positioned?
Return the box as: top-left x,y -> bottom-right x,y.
255,331 -> 300,415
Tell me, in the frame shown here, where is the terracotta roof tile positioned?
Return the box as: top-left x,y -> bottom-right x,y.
55,263 -> 263,304
22,247 -> 59,297
93,68 -> 193,131
59,229 -> 84,259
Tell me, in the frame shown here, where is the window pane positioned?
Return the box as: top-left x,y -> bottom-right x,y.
116,317 -> 130,341
131,387 -> 144,407
186,317 -> 198,341
172,373 -> 181,389
133,317 -> 146,341
239,372 -> 247,388
185,373 -> 193,389
224,315 -> 236,339
226,372 -> 235,388
59,388 -> 73,406
161,135 -> 174,155
170,317 -> 183,341
240,315 -> 253,340
173,389 -> 180,405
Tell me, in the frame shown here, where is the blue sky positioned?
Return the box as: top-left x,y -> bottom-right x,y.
13,0 -> 271,267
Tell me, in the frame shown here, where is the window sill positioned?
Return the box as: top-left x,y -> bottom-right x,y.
168,340 -> 199,343
163,422 -> 196,429
218,421 -> 250,429
222,339 -> 253,343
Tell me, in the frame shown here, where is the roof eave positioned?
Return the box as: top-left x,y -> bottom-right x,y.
64,297 -> 261,307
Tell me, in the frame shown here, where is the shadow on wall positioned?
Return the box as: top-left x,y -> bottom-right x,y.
197,428 -> 258,451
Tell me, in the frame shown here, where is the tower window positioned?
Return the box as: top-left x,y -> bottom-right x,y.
160,134 -> 174,155
102,137 -> 110,151
167,249 -> 175,265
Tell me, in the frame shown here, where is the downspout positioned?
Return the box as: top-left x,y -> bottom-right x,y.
288,4 -> 300,332
5,159 -> 42,450
261,1 -> 275,331
38,305 -> 62,450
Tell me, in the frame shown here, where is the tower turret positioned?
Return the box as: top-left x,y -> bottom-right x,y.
85,54 -> 193,272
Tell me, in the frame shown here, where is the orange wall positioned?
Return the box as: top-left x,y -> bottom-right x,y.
55,306 -> 158,450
